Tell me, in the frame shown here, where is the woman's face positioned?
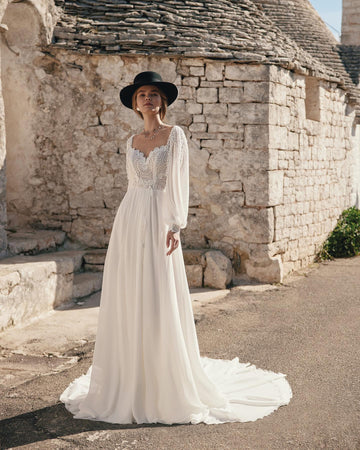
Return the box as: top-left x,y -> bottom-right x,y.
135,85 -> 162,115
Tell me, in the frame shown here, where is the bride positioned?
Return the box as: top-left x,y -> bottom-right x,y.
60,71 -> 292,425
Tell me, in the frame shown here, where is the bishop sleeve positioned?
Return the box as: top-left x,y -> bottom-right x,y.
164,126 -> 189,232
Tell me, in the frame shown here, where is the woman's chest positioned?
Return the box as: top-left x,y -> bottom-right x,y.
129,145 -> 170,189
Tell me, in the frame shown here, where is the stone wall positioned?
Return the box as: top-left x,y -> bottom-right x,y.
342,0 -> 360,45
0,0 -> 57,256
352,124 -> 360,208
269,66 -> 355,276
1,48 -> 356,281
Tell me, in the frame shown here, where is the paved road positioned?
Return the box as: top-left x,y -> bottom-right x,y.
0,257 -> 359,449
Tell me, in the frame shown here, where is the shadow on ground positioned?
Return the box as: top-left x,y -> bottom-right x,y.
0,403 -> 182,449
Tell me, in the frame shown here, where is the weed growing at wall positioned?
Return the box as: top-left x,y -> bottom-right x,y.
318,207 -> 360,260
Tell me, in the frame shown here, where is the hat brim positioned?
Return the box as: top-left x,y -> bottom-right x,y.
120,81 -> 178,109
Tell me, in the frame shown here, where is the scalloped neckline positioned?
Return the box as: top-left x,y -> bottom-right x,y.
130,126 -> 176,161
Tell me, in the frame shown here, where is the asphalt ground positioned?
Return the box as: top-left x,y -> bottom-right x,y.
0,257 -> 359,449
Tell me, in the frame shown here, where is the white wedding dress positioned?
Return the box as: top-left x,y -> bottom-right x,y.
60,125 -> 292,424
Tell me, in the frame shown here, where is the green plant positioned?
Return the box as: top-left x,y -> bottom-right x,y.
318,207 -> 360,260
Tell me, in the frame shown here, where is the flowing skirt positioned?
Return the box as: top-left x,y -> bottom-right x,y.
60,186 -> 292,424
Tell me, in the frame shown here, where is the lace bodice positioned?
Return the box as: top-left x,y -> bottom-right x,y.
125,125 -> 189,231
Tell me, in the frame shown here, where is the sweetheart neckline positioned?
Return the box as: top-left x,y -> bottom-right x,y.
130,125 -> 176,161
131,144 -> 167,162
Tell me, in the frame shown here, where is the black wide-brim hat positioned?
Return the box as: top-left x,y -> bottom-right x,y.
119,71 -> 178,109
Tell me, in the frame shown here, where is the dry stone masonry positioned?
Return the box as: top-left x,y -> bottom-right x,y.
0,0 -> 359,287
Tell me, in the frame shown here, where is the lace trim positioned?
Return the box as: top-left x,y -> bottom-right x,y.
126,126 -> 179,190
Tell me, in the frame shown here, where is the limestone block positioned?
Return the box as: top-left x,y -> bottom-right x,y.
72,272 -> 103,299
84,264 -> 104,272
189,138 -> 210,178
103,189 -> 123,209
0,254 -> 76,331
205,63 -> 224,81
181,58 -> 204,66
269,104 -> 291,126
243,148 -> 276,173
7,230 -> 67,256
243,82 -> 269,103
178,86 -> 195,100
183,76 -> 199,87
269,66 -> 293,86
228,103 -> 268,124
203,103 -> 227,116
269,83 -> 287,105
71,217 -> 108,247
69,191 -> 104,208
245,254 -> 283,283
224,80 -> 244,87
269,125 -> 288,150
183,249 -> 207,266
268,171 -> 284,205
84,249 -> 107,265
95,57 -> 124,83
204,250 -> 233,289
186,101 -> 202,114
193,115 -> 205,123
185,264 -> 203,288
189,66 -> 204,76
208,148 -> 243,181
208,123 -> 238,133
243,172 -> 268,206
167,108 -> 192,127
228,207 -> 274,244
244,125 -> 269,149
220,181 -> 243,192
219,87 -> 243,103
288,131 -> 299,150
189,122 -> 207,132
223,136 -> 243,150
225,64 -> 269,81
200,81 -> 224,88
197,87 -> 218,103
219,192 -> 245,216
200,139 -> 222,149
94,174 -> 114,193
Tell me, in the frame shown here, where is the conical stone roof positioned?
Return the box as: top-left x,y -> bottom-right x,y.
52,0 -> 334,79
253,0 -> 360,107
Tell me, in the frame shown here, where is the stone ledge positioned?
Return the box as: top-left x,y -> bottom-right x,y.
0,250 -> 86,332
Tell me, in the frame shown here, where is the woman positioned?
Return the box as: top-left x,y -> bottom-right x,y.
60,71 -> 292,425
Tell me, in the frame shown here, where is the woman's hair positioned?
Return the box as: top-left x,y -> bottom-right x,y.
132,86 -> 168,120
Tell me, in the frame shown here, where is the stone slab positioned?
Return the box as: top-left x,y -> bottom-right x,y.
0,250 -> 85,331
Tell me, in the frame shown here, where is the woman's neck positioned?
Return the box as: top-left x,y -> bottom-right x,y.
143,115 -> 164,133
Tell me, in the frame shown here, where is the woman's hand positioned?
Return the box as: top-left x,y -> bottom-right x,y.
166,230 -> 180,256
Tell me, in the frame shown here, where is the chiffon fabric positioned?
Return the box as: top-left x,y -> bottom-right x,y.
60,125 -> 292,425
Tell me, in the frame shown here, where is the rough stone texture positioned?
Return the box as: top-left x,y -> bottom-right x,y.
185,264 -> 203,288
83,249 -> 107,265
72,271 -> 103,299
245,254 -> 283,284
341,0 -> 360,45
0,47 -> 357,282
0,0 -> 359,285
51,0 -> 335,81
6,229 -> 66,256
253,0 -> 360,113
204,250 -> 233,289
269,65 -> 355,277
0,251 -> 85,331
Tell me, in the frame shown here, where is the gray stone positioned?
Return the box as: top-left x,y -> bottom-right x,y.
204,250 -> 233,289
197,87 -> 218,103
72,272 -> 103,299
185,264 -> 203,288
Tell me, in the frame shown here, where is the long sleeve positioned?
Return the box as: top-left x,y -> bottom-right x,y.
164,125 -> 189,232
